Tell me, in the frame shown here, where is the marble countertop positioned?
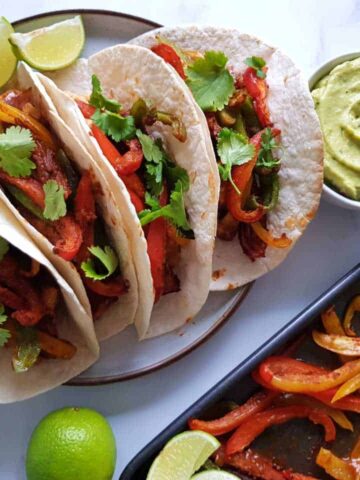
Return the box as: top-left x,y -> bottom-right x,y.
2,1 -> 360,478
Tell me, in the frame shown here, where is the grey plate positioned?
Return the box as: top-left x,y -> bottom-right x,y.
14,9 -> 252,383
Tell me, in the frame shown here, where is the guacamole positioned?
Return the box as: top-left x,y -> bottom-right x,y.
312,57 -> 360,200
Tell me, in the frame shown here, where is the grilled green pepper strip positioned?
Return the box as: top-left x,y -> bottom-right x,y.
240,96 -> 261,133
6,185 -> 44,219
247,174 -> 280,212
233,112 -> 248,139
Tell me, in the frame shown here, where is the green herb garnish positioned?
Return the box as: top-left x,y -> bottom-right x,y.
0,304 -> 10,348
43,180 -> 67,221
244,56 -> 266,78
81,246 -> 119,281
12,327 -> 40,373
256,128 -> 281,170
186,51 -> 235,111
0,126 -> 36,177
217,128 -> 255,194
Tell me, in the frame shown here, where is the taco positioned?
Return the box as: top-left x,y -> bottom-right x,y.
0,203 -> 98,402
37,45 -> 218,338
130,26 -> 324,290
0,62 -> 139,340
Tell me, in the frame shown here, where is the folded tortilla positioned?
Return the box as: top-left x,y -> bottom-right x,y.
0,202 -> 99,403
37,45 -> 218,338
0,62 -> 139,340
130,26 -> 324,290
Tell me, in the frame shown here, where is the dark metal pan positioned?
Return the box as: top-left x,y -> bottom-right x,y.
120,263 -> 360,479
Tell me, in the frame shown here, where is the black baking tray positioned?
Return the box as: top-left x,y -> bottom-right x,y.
120,263 -> 360,479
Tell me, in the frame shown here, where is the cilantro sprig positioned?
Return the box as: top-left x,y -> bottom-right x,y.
217,128 -> 255,194
0,126 -> 36,178
256,128 -> 281,171
43,180 -> 67,221
89,75 -> 136,142
0,237 -> 9,262
186,51 -> 235,111
139,181 -> 193,235
81,246 -> 119,281
0,304 -> 10,348
244,56 -> 266,79
12,327 -> 41,373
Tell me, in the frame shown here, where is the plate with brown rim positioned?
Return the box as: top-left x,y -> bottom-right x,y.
13,9 -> 252,384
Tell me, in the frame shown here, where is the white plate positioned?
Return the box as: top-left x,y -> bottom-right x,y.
14,9 -> 252,383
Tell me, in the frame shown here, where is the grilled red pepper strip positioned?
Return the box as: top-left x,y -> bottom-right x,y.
128,189 -> 144,213
259,355 -> 360,393
76,99 -> 96,119
253,367 -> 360,414
121,173 -> 146,200
226,405 -> 336,456
188,389 -> 279,435
83,276 -> 128,298
0,254 -> 44,326
0,285 -> 27,311
243,66 -> 272,127
74,171 -> 97,263
91,124 -> 143,176
26,214 -> 83,262
226,128 -> 280,223
0,171 -> 45,208
151,43 -> 186,79
146,186 -> 168,302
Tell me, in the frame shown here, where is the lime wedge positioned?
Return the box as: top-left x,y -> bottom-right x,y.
0,17 -> 17,87
147,431 -> 221,480
191,471 -> 239,480
9,16 -> 84,71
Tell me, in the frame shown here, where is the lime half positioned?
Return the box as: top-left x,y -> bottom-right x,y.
191,471 -> 239,480
9,16 -> 84,71
0,17 -> 17,87
147,431 -> 220,480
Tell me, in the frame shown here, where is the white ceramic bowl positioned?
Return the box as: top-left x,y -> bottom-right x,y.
309,52 -> 360,211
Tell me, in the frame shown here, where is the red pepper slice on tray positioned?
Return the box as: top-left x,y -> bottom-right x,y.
259,355 -> 360,393
188,389 -> 279,435
243,66 -> 272,127
226,405 -> 336,456
316,447 -> 357,480
151,43 -> 186,79
226,128 -> 280,223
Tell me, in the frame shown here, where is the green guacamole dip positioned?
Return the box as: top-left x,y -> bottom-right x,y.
312,57 -> 360,200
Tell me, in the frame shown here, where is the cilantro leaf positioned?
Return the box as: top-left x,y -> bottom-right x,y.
139,180 -> 193,234
244,56 -> 266,78
217,128 -> 254,193
89,75 -> 121,113
0,237 -> 9,262
186,51 -> 235,111
0,126 -> 36,178
137,130 -> 166,196
12,327 -> 40,373
43,180 -> 67,221
81,246 -> 119,281
256,128 -> 281,170
92,110 -> 136,142
164,163 -> 190,192
0,304 -> 10,348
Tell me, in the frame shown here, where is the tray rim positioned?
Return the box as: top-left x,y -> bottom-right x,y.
120,262 -> 360,479
12,9 -> 253,385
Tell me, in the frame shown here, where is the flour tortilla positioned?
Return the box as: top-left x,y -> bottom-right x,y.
0,202 -> 99,403
0,62 -> 139,340
38,45 -> 218,338
130,26 -> 324,290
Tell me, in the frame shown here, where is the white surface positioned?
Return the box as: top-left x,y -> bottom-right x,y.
1,0 -> 360,478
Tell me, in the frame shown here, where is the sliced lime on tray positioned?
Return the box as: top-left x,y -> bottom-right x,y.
0,17 -> 17,87
9,15 -> 84,71
147,430 -> 221,480
191,471 -> 239,479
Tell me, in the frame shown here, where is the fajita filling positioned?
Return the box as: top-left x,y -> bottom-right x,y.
150,39 -> 292,262
74,76 -> 194,302
0,237 -> 76,372
0,88 -> 126,318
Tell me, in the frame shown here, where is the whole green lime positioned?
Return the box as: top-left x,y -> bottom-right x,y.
26,407 -> 116,480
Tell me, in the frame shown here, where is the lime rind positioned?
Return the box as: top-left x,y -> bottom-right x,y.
0,17 -> 17,88
9,15 -> 84,71
146,430 -> 220,480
